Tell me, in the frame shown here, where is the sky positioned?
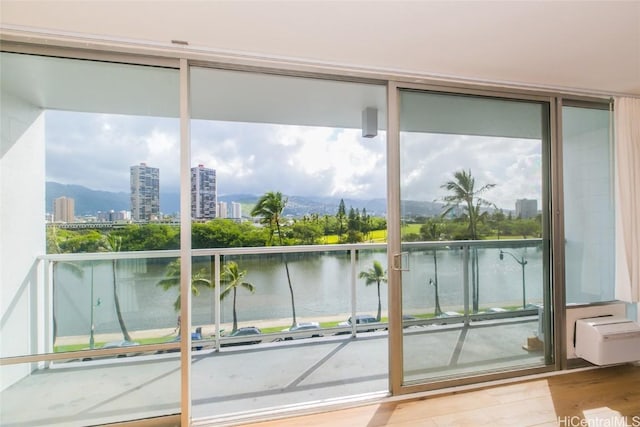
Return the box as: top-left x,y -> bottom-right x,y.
45,110 -> 541,210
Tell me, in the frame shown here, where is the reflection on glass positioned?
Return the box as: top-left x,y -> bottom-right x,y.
399,90 -> 549,384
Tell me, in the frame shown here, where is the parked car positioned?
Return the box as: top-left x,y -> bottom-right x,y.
280,322 -> 322,340
338,314 -> 379,326
337,314 -> 381,333
221,326 -> 262,347
161,331 -> 204,353
82,340 -> 140,361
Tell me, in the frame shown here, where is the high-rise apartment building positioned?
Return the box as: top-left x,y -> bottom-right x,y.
217,201 -> 228,219
191,164 -> 217,219
515,199 -> 538,219
53,196 -> 75,223
231,202 -> 242,220
130,163 -> 160,221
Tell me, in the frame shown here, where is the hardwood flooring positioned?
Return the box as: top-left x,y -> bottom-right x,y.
238,364 -> 640,427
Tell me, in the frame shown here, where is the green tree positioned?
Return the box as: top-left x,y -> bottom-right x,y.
512,218 -> 540,239
291,220 -> 323,245
54,229 -> 104,253
192,219 -> 268,248
251,191 -> 297,327
359,260 -> 388,321
116,224 -> 179,251
101,233 -> 131,341
156,259 -> 213,318
220,261 -> 255,333
347,207 -> 359,232
440,170 -> 495,313
336,199 -> 347,240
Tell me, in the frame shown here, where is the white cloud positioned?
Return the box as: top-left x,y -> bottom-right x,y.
46,111 -> 542,210
400,133 -> 542,209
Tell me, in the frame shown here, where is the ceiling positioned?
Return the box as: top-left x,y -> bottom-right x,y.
1,1 -> 639,97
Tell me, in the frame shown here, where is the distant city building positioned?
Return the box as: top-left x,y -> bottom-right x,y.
53,196 -> 75,223
217,201 -> 228,219
191,164 -> 217,219
98,210 -> 131,222
130,163 -> 160,221
515,199 -> 537,219
231,202 -> 242,220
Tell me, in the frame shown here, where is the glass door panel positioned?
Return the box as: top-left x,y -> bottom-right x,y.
397,89 -> 552,386
188,66 -> 388,420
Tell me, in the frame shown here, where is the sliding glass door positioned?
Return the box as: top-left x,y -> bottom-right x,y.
388,86 -> 554,391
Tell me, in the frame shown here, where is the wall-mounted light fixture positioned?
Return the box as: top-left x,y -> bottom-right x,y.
362,107 -> 378,138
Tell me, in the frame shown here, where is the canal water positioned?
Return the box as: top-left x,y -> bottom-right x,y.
54,245 -> 543,336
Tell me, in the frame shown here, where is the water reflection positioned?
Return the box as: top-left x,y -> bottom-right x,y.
52,242 -> 543,339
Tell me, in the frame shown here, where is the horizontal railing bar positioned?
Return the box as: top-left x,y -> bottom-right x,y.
39,239 -> 542,262
0,342 -> 177,366
192,242 -> 386,257
402,238 -> 542,250
40,249 -> 181,262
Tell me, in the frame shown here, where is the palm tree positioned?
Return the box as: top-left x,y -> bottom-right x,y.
359,260 -> 388,321
440,169 -> 495,240
440,170 -> 495,313
251,191 -> 297,327
220,261 -> 255,333
101,233 -> 131,341
157,259 -> 213,313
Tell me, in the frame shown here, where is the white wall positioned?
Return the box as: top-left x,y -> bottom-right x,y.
0,90 -> 45,390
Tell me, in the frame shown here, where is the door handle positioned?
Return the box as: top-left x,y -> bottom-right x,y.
392,252 -> 409,271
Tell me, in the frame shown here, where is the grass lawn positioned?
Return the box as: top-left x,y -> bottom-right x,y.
322,229 -> 387,244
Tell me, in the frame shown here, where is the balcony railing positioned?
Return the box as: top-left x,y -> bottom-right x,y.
2,238 -> 543,365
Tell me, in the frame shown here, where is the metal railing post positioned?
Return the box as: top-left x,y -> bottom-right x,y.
214,253 -> 221,351
350,248 -> 357,337
463,245 -> 470,326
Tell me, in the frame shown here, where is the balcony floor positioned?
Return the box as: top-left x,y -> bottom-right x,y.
2,317 -> 546,426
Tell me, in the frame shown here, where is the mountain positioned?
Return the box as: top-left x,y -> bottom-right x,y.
46,182 -> 180,216
46,182 -> 445,218
46,182 -> 129,215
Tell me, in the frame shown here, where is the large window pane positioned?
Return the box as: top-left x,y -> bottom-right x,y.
188,67 -> 387,420
398,90 -> 551,385
562,105 -> 614,304
0,52 -> 181,425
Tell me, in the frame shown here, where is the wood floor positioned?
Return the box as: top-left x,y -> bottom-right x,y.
238,364 -> 640,427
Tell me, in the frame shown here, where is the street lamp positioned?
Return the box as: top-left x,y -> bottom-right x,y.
499,250 -> 528,309
89,263 -> 102,349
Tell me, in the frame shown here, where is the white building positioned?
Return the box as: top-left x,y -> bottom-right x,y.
515,199 -> 537,219
231,201 -> 242,220
217,201 -> 227,218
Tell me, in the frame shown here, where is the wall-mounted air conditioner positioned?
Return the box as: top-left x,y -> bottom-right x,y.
575,316 -> 640,365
